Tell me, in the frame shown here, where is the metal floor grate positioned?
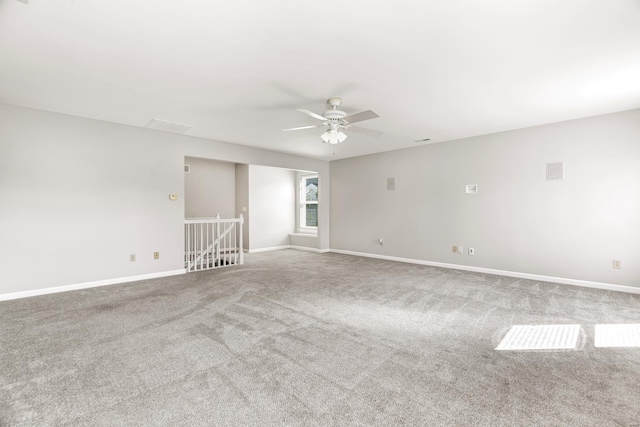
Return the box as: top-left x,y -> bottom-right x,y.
594,324 -> 640,348
496,324 -> 580,351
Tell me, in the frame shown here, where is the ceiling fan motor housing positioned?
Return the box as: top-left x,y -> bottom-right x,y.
324,97 -> 347,126
323,109 -> 347,121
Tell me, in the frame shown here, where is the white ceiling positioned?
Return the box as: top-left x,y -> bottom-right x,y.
2,0 -> 640,161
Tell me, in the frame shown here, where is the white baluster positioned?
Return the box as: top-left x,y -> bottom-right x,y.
216,213 -> 220,267
239,214 -> 244,265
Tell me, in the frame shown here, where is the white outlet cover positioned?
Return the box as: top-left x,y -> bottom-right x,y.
465,184 -> 478,194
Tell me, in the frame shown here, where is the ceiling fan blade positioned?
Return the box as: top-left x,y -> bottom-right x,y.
282,124 -> 323,132
348,125 -> 383,138
343,110 -> 380,124
297,109 -> 327,122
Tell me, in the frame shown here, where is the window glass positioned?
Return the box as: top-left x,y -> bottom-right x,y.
300,175 -> 318,229
305,177 -> 318,202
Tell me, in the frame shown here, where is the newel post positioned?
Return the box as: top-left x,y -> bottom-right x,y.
239,214 -> 244,265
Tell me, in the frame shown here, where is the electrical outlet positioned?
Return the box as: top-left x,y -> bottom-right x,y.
613,260 -> 621,269
468,248 -> 475,256
130,254 -> 136,262
154,252 -> 159,260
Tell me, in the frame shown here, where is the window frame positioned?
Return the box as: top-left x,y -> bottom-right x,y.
298,173 -> 319,233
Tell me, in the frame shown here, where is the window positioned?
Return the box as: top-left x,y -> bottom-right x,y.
299,175 -> 318,230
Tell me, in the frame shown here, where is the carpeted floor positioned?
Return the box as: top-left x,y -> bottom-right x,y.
2,250 -> 640,426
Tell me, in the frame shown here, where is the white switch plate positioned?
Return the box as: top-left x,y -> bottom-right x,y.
613,260 -> 621,269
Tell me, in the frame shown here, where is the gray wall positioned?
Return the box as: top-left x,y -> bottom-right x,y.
289,234 -> 318,250
0,104 -> 329,295
235,164 -> 249,250
184,157 -> 235,218
248,165 -> 295,250
330,109 -> 640,287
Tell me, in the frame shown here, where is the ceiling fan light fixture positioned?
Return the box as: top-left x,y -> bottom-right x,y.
285,97 -> 379,146
337,131 -> 347,143
321,129 -> 348,144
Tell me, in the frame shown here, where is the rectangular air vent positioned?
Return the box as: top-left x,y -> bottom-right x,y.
184,165 -> 190,173
387,177 -> 396,191
145,118 -> 192,134
546,162 -> 564,180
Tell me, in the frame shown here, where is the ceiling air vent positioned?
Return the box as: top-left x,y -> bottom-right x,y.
184,165 -> 191,173
145,118 -> 192,134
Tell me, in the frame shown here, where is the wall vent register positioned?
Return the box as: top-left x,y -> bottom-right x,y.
546,162 -> 564,180
387,177 -> 396,191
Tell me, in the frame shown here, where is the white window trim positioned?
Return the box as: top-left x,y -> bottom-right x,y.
298,173 -> 318,234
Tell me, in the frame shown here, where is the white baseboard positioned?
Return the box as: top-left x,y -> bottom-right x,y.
249,245 -> 322,253
289,245 -> 321,253
329,249 -> 640,295
0,269 -> 186,302
248,245 -> 291,254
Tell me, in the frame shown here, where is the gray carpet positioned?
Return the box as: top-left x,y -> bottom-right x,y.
2,250 -> 640,426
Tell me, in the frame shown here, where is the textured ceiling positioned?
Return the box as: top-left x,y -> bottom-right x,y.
1,0 -> 640,160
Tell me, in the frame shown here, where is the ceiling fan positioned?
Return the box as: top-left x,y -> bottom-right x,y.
283,97 -> 381,144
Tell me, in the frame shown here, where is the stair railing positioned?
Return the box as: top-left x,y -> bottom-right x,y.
184,214 -> 244,272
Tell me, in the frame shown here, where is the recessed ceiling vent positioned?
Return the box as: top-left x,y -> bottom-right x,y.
145,118 -> 192,134
414,138 -> 431,143
184,165 -> 191,173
